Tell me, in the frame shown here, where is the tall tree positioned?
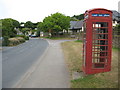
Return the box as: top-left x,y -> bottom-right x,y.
1,18 -> 20,37
71,14 -> 84,21
24,21 -> 34,29
38,12 -> 70,37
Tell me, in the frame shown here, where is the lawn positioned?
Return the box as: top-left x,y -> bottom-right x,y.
43,37 -> 75,40
61,41 -> 119,88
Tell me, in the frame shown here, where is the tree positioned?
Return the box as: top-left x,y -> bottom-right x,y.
21,28 -> 30,35
12,19 -> 20,28
38,12 -> 70,37
71,14 -> 84,21
24,21 -> 34,29
37,22 -> 45,37
33,22 -> 39,29
1,18 -> 20,37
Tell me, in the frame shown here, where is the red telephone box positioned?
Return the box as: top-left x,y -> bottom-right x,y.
82,8 -> 112,74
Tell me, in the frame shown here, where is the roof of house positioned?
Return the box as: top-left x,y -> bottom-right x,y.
69,10 -> 120,30
69,20 -> 84,30
112,10 -> 120,21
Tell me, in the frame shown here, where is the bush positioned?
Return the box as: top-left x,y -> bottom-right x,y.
2,36 -> 9,46
16,35 -> 29,40
8,37 -> 25,46
16,35 -> 25,38
9,38 -> 20,46
16,37 -> 25,43
24,36 -> 29,40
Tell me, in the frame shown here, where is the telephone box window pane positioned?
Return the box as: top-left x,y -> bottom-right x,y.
92,22 -> 109,69
93,34 -> 108,39
94,22 -> 108,27
93,28 -> 108,33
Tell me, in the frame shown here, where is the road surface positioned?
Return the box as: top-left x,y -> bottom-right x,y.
2,38 -> 48,88
15,39 -> 71,88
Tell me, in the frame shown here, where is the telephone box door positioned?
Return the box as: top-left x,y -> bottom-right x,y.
92,22 -> 110,69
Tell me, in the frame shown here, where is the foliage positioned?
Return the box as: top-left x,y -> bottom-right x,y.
2,36 -> 9,46
8,37 -> 25,46
114,24 -> 120,32
37,12 -> 70,37
23,21 -> 38,36
31,29 -> 37,34
1,18 -> 20,37
16,35 -> 26,38
21,28 -> 30,35
71,14 -> 84,21
16,35 -> 29,40
24,36 -> 29,40
24,21 -> 34,29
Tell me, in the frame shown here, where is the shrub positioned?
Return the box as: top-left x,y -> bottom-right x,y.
2,36 -> 9,46
16,35 -> 25,38
9,38 -> 20,46
8,37 -> 25,46
15,37 -> 25,43
16,35 -> 29,40
24,36 -> 29,40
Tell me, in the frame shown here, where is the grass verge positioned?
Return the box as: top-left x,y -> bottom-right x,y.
42,37 -> 75,40
61,41 -> 118,88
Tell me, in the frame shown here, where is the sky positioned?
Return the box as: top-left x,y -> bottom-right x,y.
0,0 -> 120,23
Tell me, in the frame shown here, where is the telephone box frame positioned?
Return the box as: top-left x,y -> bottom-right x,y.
82,8 -> 113,74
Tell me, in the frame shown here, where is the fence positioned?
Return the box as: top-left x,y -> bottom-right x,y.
112,27 -> 120,48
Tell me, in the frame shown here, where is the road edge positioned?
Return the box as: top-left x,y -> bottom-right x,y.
13,39 -> 50,88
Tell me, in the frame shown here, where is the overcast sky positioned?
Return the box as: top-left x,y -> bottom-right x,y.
0,0 -> 119,23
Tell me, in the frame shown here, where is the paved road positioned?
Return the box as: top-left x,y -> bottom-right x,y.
16,39 -> 72,88
2,38 -> 48,88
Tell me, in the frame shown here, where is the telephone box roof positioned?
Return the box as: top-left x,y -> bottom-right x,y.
85,8 -> 112,13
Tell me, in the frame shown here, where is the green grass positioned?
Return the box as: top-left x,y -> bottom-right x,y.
112,47 -> 120,51
75,40 -> 83,42
43,37 -> 75,40
71,74 -> 118,88
61,41 -> 118,88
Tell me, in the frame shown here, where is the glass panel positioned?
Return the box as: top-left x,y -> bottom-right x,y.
93,22 -> 108,27
93,28 -> 108,33
92,22 -> 108,68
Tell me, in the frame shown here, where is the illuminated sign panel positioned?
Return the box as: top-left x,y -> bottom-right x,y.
92,14 -> 110,17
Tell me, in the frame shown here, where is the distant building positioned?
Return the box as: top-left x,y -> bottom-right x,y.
112,10 -> 120,26
15,28 -> 23,35
69,10 -> 120,36
69,20 -> 84,34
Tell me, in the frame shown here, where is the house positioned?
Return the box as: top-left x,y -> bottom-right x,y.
15,28 -> 23,35
112,10 -> 120,26
69,20 -> 84,34
69,10 -> 120,33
